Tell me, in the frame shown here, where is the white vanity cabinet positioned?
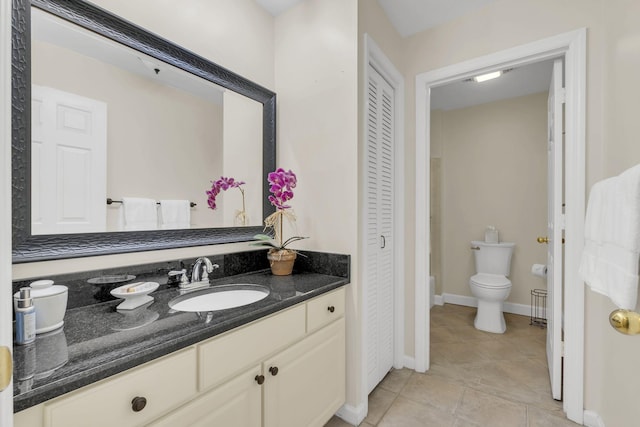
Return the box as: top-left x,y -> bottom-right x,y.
14,287 -> 346,427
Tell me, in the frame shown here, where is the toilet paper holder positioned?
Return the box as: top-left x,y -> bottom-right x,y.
609,310 -> 640,335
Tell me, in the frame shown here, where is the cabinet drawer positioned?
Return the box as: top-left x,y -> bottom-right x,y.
307,288 -> 345,333
199,305 -> 306,391
44,347 -> 197,427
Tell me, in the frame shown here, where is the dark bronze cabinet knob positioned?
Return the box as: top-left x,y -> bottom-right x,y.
131,396 -> 147,412
255,374 -> 265,385
269,366 -> 279,376
327,306 -> 335,313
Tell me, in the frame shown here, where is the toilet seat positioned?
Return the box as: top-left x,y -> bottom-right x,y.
470,273 -> 511,289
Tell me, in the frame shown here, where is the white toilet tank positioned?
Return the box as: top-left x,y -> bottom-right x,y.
471,241 -> 515,276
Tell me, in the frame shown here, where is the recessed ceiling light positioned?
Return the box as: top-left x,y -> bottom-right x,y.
473,70 -> 502,83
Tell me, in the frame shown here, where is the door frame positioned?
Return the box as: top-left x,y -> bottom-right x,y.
414,29 -> 586,423
1,0 -> 14,422
354,33 -> 405,423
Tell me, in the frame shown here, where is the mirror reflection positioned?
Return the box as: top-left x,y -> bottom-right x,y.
30,8 -> 263,235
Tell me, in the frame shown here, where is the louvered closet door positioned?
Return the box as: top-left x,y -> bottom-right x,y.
366,65 -> 394,394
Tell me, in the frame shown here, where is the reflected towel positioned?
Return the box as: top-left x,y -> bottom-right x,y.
159,200 -> 191,229
579,164 -> 640,309
122,197 -> 158,231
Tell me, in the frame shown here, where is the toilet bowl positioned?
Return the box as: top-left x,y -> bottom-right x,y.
469,241 -> 515,333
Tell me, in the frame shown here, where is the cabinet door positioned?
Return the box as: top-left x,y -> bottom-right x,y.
263,319 -> 345,427
149,365 -> 262,427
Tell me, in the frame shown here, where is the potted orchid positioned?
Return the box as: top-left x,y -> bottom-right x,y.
253,168 -> 307,275
206,176 -> 247,226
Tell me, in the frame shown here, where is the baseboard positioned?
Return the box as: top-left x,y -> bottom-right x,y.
583,410 -> 605,427
434,294 -> 444,306
335,402 -> 367,426
403,355 -> 415,370
440,293 -> 533,317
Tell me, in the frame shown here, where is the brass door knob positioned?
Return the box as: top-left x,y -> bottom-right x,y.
537,237 -> 549,244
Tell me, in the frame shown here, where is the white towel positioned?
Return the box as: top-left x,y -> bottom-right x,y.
122,197 -> 158,231
159,200 -> 191,229
579,164 -> 640,309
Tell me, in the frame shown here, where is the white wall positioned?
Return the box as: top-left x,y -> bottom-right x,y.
438,93 -> 548,306
14,0 -> 275,280
274,0 -> 359,410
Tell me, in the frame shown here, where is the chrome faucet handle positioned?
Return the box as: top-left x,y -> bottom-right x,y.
200,262 -> 219,282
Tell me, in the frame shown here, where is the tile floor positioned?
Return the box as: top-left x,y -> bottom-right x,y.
325,303 -> 580,427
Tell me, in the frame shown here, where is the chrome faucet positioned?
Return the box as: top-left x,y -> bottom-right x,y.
191,257 -> 219,283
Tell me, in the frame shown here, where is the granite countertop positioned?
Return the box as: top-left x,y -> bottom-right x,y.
13,270 -> 349,412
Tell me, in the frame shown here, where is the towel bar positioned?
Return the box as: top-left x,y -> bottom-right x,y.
609,309 -> 640,335
107,198 -> 196,208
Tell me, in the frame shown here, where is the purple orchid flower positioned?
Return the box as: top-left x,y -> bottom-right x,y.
267,168 -> 297,210
206,176 -> 245,211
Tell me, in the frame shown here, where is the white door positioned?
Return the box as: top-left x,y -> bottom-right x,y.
31,85 -> 107,234
546,58 -> 565,401
365,65 -> 395,394
1,0 -> 13,421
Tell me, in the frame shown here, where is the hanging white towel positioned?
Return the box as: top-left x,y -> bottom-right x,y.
122,197 -> 158,231
579,164 -> 640,309
159,200 -> 191,229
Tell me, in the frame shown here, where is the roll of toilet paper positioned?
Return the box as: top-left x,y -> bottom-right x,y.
531,264 -> 548,278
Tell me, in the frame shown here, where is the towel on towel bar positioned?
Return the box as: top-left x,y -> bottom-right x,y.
579,164 -> 640,309
159,200 -> 191,229
122,197 -> 158,231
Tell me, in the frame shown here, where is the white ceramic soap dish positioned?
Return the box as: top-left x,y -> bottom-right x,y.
110,282 -> 159,311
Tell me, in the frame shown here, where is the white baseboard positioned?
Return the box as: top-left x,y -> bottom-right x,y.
434,294 -> 445,306
403,355 -> 415,370
336,402 -> 367,426
440,293 -> 533,317
583,410 -> 605,427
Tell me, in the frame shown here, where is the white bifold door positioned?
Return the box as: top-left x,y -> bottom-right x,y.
31,85 -> 107,234
546,58 -> 565,401
365,65 -> 395,394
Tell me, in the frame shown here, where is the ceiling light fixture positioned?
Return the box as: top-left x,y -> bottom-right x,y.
473,70 -> 502,83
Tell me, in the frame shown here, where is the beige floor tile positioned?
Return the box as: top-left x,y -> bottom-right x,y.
378,395 -> 455,427
527,405 -> 582,426
455,388 -> 527,427
363,387 -> 396,425
378,368 -> 413,393
400,373 -> 465,414
324,416 -> 354,427
360,304 -> 570,427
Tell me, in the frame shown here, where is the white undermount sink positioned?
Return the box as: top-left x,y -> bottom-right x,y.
168,284 -> 270,312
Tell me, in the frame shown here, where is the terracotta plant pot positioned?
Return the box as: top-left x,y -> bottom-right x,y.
267,249 -> 297,276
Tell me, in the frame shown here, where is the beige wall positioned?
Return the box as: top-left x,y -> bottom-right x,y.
436,93 -> 548,306
15,0 -> 275,280
275,0 -> 360,409
402,0 -> 640,424
583,0 -> 640,425
32,40 -> 224,231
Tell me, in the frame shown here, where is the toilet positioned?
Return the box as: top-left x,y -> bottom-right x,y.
469,240 -> 515,333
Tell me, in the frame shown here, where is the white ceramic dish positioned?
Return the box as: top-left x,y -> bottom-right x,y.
110,282 -> 159,311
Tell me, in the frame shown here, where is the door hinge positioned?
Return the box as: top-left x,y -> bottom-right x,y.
559,88 -> 566,103
560,214 -> 566,229
561,341 -> 565,357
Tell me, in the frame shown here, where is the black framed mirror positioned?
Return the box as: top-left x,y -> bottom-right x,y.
12,0 -> 276,263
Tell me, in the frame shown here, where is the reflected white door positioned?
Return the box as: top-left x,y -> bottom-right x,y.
32,85 -> 107,234
547,58 -> 564,401
365,65 -> 395,394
